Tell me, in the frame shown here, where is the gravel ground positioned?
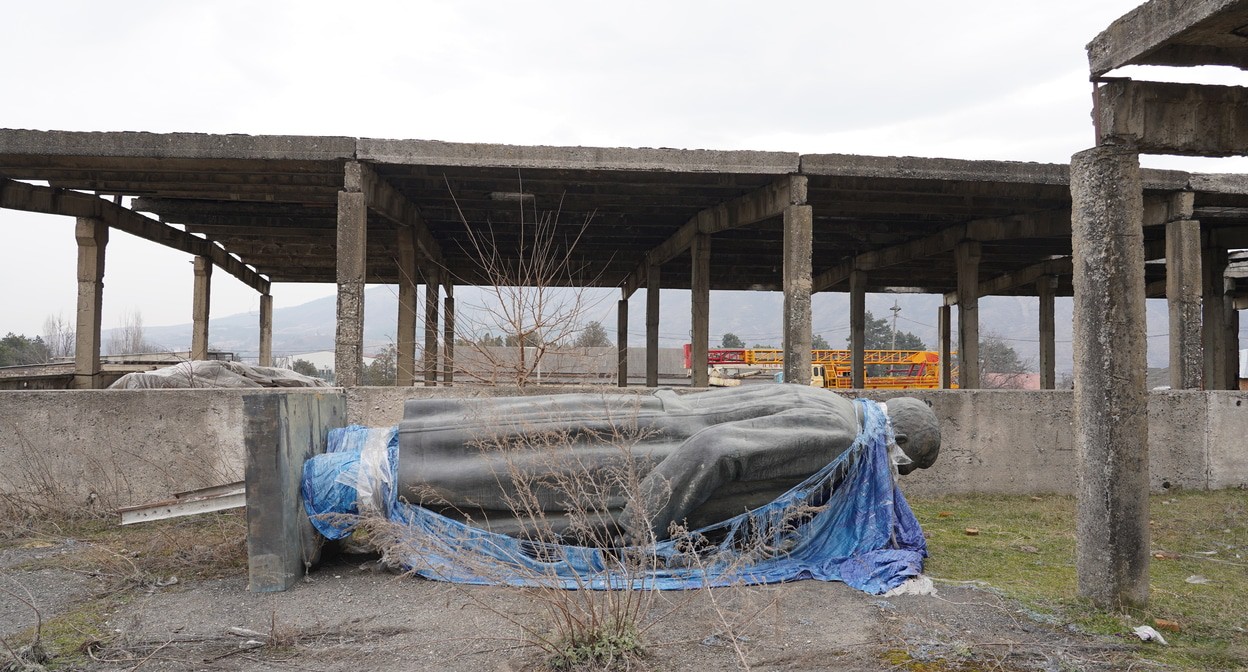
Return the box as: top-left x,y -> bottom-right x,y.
0,537 -> 1141,671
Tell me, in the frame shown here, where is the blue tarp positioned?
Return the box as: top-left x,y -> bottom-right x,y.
300,425 -> 399,539
301,399 -> 926,595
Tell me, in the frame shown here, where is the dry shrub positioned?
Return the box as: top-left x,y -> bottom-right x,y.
0,581 -> 47,672
344,396 -> 780,670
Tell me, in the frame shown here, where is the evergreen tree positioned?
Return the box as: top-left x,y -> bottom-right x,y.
572,321 -> 612,347
290,359 -> 320,377
362,345 -> 397,385
476,333 -> 504,347
847,311 -> 926,350
980,334 -> 1027,373
0,333 -> 50,366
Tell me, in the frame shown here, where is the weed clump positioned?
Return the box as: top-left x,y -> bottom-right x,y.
546,619 -> 644,670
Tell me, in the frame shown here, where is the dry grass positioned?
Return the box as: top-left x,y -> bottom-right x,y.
1,510 -> 246,669
910,490 -> 1248,671
8,510 -> 248,587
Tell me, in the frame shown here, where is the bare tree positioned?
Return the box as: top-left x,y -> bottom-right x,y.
106,309 -> 152,355
451,186 -> 608,387
41,313 -> 74,361
979,332 -> 1034,389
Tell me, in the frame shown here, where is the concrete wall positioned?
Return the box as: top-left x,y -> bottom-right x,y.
345,384 -> 654,428
0,389 -> 333,514
3,387 -> 1244,515
449,347 -> 688,383
875,389 -> 1247,497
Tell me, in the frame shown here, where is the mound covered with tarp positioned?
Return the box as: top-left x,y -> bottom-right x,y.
301,399 -> 927,595
110,360 -> 330,389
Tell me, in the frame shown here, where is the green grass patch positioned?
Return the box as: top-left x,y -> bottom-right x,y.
1,595 -> 117,670
910,490 -> 1248,671
35,598 -> 113,668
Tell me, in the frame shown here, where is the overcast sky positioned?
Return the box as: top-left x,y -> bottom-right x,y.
3,1 -> 1247,339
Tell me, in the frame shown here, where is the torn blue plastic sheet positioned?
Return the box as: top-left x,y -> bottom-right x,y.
300,424 -> 399,540
301,399 -> 926,595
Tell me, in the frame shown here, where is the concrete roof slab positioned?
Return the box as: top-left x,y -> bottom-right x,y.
0,129 -> 358,162
358,138 -> 799,174
1188,171 -> 1248,193
800,153 -> 1072,185
3,129 -> 1248,297
1088,0 -> 1248,76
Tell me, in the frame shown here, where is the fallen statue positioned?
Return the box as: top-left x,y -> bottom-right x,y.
397,385 -> 939,541
302,385 -> 939,592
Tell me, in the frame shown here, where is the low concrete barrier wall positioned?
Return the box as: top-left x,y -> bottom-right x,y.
344,384 -> 643,427
0,389 -> 334,514
873,389 -> 1247,496
2,387 -> 1244,515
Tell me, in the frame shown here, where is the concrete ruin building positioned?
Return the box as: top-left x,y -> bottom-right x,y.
1071,0 -> 1248,608
0,0 -> 1246,599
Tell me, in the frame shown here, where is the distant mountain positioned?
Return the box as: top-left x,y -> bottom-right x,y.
127,285 -> 1226,373
138,287 -> 401,360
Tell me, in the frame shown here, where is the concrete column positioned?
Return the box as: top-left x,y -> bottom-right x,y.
396,228 -> 419,387
1167,220 -> 1203,389
1203,244 -> 1232,389
1037,276 -> 1057,390
691,232 -> 710,388
617,296 -> 628,388
1225,284 -> 1239,388
191,256 -> 212,361
937,305 -> 952,389
258,293 -> 273,367
72,218 -> 107,389
1070,142 -> 1149,609
243,392 -> 345,592
849,269 -> 866,388
423,267 -> 440,386
782,205 -> 813,386
333,189 -> 367,388
646,264 -> 660,387
443,284 -> 455,386
955,241 -> 982,389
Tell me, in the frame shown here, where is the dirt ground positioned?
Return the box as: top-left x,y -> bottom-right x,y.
0,535 -> 1144,672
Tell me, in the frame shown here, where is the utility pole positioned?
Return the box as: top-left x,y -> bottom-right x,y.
890,300 -> 901,350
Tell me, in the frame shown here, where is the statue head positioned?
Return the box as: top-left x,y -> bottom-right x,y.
885,397 -> 940,475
